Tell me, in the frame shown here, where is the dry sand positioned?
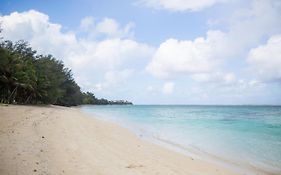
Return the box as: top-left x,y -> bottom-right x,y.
0,105 -> 264,175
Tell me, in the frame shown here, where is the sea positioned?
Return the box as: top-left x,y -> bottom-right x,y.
81,105 -> 281,174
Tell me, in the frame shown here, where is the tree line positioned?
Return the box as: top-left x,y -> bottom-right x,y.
0,37 -> 132,106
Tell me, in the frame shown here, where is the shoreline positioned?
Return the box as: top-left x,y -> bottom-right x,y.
151,137 -> 275,175
82,108 -> 276,175
0,105 -> 274,175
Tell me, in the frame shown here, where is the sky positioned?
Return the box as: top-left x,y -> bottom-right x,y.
1,0 -> 281,104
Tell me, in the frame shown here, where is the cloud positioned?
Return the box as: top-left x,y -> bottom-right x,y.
80,16 -> 95,32
247,34 -> 281,82
146,0 -> 281,82
222,0 -> 281,55
96,18 -> 135,38
93,69 -> 135,91
0,10 -> 77,61
146,30 -> 226,79
69,38 -> 154,71
162,82 -> 174,94
0,10 -> 154,93
191,72 -> 236,84
138,0 -> 228,12
146,85 -> 155,92
79,16 -> 135,39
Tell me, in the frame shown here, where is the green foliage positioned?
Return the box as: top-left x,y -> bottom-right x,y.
0,37 -> 132,106
82,92 -> 97,104
0,40 -> 37,104
81,92 -> 132,105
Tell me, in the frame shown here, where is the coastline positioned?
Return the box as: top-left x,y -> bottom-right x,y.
82,106 -> 278,175
0,105 -> 272,175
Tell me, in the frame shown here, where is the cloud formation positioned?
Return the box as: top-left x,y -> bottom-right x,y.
162,82 -> 174,94
146,0 -> 281,83
247,34 -> 281,82
94,69 -> 135,91
138,0 -> 228,12
146,30 -> 226,79
0,10 -> 154,94
191,72 -> 236,84
79,16 -> 135,39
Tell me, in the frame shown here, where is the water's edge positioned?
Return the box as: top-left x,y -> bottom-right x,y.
80,105 -> 281,175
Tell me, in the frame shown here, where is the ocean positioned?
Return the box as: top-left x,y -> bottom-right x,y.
81,105 -> 281,174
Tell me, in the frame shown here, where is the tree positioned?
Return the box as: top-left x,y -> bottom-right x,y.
0,40 -> 37,104
0,36 -> 132,106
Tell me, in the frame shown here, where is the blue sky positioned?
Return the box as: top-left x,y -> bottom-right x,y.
1,0 -> 211,44
1,0 -> 281,104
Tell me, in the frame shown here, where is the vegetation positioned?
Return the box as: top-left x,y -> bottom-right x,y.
82,92 -> 132,105
0,37 -> 132,106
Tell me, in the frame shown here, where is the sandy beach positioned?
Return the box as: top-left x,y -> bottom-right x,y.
0,105 -> 265,175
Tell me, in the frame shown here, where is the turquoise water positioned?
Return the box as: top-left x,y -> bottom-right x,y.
81,105 -> 281,173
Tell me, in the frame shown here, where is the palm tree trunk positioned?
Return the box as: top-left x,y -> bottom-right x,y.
25,93 -> 32,104
8,85 -> 18,103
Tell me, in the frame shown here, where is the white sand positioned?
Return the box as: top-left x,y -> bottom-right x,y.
0,105 -> 269,175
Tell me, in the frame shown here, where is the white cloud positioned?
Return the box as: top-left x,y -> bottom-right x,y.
248,80 -> 261,87
138,0 -> 228,12
162,82 -> 174,94
93,69 -> 135,91
96,18 -> 119,36
79,17 -> 135,39
95,18 -> 135,38
247,34 -> 281,81
0,10 -> 154,93
146,30 -> 226,79
191,72 -> 236,84
223,0 -> 281,55
70,38 -> 154,71
146,0 -> 281,83
80,16 -> 95,32
146,86 -> 155,92
0,10 -> 77,61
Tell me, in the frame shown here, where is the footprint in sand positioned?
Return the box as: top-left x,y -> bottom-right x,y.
126,164 -> 144,169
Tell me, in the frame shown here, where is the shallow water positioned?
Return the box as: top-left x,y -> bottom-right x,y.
81,105 -> 281,173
